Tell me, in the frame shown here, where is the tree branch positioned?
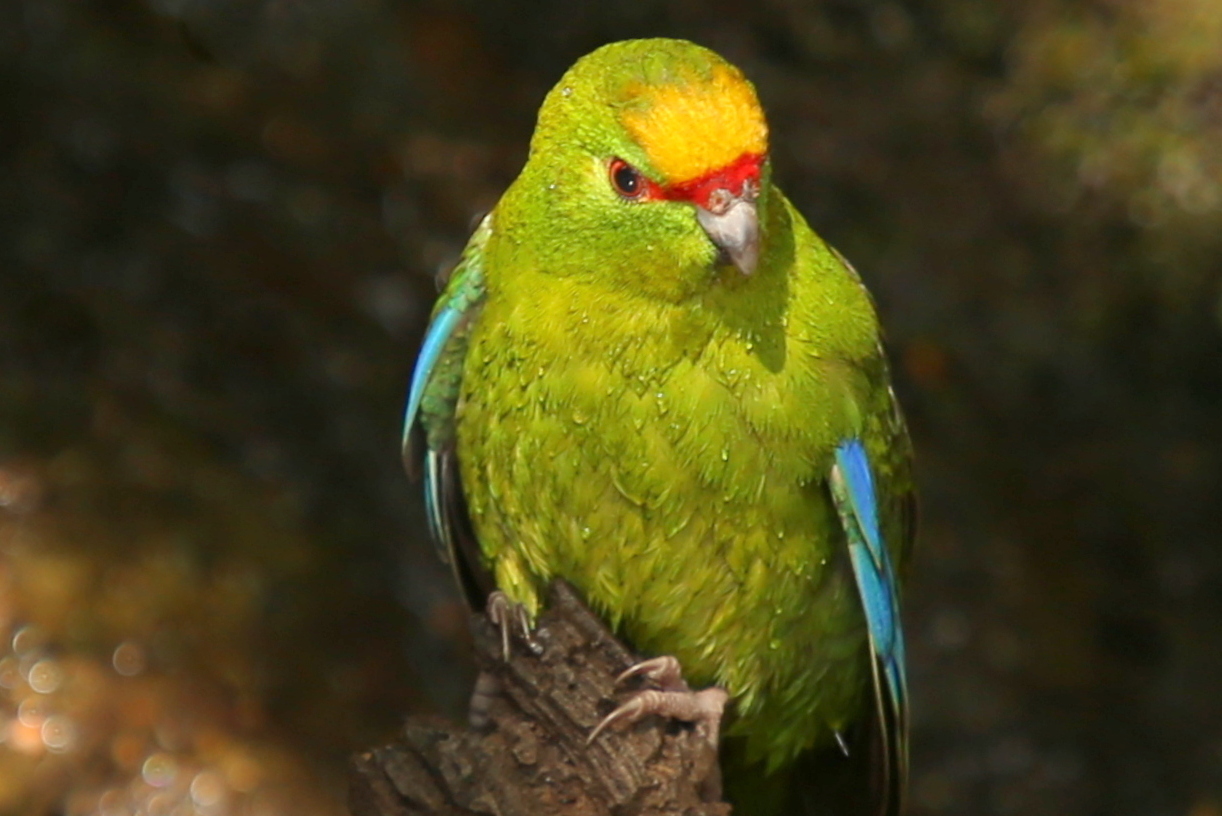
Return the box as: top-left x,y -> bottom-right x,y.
350,581 -> 731,816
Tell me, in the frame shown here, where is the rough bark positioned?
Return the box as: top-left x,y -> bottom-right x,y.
349,581 -> 731,816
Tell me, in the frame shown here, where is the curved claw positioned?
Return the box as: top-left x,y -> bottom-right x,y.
587,691 -> 655,744
614,655 -> 688,691
486,591 -> 541,659
588,687 -> 729,750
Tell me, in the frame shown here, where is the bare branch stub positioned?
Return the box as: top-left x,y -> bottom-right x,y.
349,581 -> 732,816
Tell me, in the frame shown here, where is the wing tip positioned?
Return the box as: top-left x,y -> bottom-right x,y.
831,437 -> 911,816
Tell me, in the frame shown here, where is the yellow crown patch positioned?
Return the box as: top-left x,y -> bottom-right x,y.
621,64 -> 768,185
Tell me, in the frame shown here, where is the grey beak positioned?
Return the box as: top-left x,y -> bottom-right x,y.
697,195 -> 760,276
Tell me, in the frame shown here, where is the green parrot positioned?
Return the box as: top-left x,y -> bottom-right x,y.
403,38 -> 915,816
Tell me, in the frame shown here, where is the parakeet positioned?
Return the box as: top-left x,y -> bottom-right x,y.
403,38 -> 915,816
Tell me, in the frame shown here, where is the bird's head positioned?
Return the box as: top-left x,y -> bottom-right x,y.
508,39 -> 775,302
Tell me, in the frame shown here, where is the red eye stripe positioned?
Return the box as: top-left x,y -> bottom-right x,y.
607,153 -> 763,205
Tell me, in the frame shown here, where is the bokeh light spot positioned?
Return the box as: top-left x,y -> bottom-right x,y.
17,695 -> 48,727
112,641 -> 146,677
27,657 -> 63,693
97,788 -> 130,816
142,752 -> 179,788
12,625 -> 43,655
190,769 -> 227,808
145,790 -> 180,816
41,714 -> 77,752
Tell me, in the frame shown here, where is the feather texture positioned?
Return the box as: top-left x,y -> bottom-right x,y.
403,214 -> 492,606
401,40 -> 916,816
831,439 -> 909,816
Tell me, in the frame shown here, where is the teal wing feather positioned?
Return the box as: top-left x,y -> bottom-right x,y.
402,214 -> 493,608
829,438 -> 910,816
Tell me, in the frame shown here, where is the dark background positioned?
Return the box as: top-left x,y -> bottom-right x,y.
2,1 -> 1221,814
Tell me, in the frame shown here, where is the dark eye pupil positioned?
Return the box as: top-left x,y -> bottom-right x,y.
612,161 -> 641,197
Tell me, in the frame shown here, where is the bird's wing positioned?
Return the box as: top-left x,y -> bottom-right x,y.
402,213 -> 493,609
829,438 -> 910,816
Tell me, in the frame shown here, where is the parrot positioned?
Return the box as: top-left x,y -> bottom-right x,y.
402,38 -> 915,816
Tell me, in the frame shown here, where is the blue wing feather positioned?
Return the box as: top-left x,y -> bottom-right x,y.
400,213 -> 491,463
831,438 -> 909,816
401,215 -> 492,608
402,302 -> 463,453
836,439 -> 882,556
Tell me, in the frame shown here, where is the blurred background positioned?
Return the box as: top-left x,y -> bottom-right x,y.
2,1 -> 1221,814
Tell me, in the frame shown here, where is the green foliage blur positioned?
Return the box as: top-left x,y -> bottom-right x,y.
0,1 -> 1219,815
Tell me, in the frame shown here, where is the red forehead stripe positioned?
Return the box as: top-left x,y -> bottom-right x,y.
639,152 -> 764,209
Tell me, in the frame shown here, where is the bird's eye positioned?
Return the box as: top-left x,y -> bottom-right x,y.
609,158 -> 644,199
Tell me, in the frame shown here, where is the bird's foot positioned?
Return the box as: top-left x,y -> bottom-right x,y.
588,654 -> 729,751
615,655 -> 690,691
486,590 -> 542,660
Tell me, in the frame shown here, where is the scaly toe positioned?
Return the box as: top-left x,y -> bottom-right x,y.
486,590 -> 541,659
615,655 -> 688,691
588,686 -> 730,751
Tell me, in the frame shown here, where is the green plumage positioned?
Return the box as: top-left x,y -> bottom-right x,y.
413,38 -> 914,814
